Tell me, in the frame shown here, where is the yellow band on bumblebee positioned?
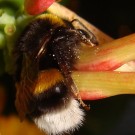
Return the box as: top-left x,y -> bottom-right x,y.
34,69 -> 64,95
36,13 -> 66,27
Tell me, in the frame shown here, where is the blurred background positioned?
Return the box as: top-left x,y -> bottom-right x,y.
1,0 -> 135,135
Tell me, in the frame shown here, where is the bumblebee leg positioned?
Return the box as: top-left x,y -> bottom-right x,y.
68,76 -> 90,110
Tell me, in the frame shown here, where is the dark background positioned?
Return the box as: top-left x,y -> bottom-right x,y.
78,0 -> 135,38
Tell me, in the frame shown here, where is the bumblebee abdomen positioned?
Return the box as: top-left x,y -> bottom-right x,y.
30,69 -> 72,117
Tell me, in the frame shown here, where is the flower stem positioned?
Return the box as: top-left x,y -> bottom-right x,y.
72,71 -> 135,100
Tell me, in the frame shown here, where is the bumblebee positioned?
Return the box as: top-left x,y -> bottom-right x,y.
14,14 -> 98,135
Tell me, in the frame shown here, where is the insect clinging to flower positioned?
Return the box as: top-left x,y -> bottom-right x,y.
14,13 -> 98,135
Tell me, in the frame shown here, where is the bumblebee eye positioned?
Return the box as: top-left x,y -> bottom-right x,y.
77,29 -> 98,45
77,29 -> 90,38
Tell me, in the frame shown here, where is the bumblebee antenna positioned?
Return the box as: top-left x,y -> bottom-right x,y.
71,19 -> 98,45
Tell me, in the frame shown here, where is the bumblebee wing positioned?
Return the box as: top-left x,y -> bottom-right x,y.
15,33 -> 52,120
15,55 -> 39,120
36,33 -> 52,59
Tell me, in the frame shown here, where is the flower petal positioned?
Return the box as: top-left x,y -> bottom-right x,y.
75,34 -> 135,71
